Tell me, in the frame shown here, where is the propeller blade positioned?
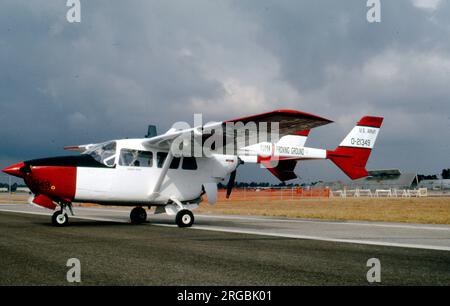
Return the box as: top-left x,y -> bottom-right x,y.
226,170 -> 237,199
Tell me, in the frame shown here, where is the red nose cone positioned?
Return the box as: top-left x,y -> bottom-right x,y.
2,162 -> 26,178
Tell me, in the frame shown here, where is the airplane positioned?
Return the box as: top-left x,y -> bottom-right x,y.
2,110 -> 383,227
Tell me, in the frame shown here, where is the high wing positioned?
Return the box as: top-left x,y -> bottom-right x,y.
143,109 -> 332,154
224,109 -> 332,135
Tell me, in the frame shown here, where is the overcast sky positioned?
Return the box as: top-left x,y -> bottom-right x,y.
1,0 -> 449,184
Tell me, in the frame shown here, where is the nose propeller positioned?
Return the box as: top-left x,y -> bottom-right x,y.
2,162 -> 27,178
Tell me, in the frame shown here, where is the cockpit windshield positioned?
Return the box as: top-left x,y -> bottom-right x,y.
84,141 -> 117,167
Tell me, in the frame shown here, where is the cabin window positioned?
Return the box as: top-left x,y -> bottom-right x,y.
119,149 -> 153,167
182,157 -> 198,170
156,152 -> 181,169
170,157 -> 181,169
85,141 -> 117,167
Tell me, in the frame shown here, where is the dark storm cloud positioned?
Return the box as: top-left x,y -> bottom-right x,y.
0,0 -> 449,183
233,0 -> 450,180
236,0 -> 450,90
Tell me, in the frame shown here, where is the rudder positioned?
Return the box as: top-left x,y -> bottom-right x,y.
327,116 -> 383,180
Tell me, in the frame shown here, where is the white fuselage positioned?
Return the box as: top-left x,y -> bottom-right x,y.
74,139 -> 238,205
72,137 -> 329,206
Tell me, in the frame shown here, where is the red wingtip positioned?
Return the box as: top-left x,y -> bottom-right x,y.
294,130 -> 310,137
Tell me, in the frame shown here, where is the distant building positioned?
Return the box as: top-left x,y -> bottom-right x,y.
318,169 -> 419,191
16,187 -> 30,193
0,186 -> 30,193
418,179 -> 450,190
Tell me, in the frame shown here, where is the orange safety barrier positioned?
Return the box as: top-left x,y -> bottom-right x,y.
216,187 -> 330,201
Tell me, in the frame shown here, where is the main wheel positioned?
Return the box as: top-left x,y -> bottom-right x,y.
52,211 -> 68,227
130,207 -> 147,224
175,209 -> 194,228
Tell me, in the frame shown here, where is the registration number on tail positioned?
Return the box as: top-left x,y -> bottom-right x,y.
351,138 -> 371,147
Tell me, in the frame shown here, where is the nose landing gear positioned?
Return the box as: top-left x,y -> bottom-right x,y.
52,210 -> 69,226
51,202 -> 73,226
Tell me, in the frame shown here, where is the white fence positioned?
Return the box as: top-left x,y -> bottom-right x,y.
330,188 -> 428,198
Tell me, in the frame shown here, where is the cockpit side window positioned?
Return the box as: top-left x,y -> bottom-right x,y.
119,149 -> 153,167
85,141 -> 117,167
156,152 -> 181,169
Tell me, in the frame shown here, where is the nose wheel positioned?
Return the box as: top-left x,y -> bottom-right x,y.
52,210 -> 69,227
130,207 -> 147,224
176,209 -> 194,228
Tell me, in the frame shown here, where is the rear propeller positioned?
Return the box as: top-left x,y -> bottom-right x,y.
226,170 -> 236,199
226,158 -> 243,199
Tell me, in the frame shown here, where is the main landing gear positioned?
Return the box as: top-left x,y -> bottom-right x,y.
131,198 -> 196,227
169,197 -> 195,228
130,207 -> 147,224
175,209 -> 194,228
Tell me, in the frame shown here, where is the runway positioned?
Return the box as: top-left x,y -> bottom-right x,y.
1,204 -> 449,251
0,204 -> 449,285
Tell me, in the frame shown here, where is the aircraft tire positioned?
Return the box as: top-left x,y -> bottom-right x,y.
52,211 -> 69,227
130,207 -> 147,224
176,209 -> 194,228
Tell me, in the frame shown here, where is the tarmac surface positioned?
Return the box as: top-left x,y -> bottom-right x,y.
0,204 -> 449,285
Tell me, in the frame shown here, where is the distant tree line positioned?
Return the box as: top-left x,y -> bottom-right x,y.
442,169 -> 450,179
418,168 -> 450,182
0,183 -> 19,192
417,174 -> 438,181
